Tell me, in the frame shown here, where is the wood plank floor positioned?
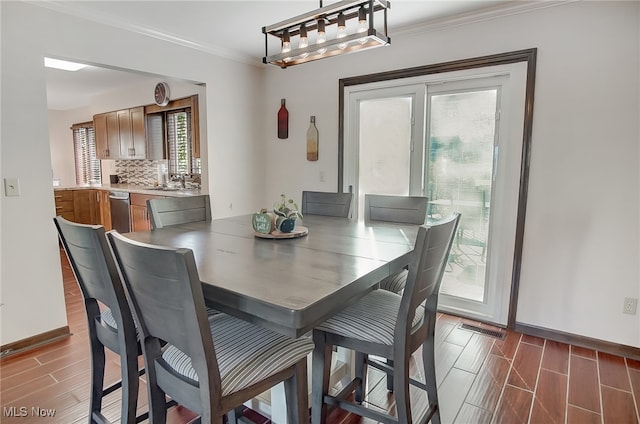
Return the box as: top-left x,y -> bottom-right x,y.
1,250 -> 639,423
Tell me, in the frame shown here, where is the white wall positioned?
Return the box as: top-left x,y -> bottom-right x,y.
0,2 -> 265,345
262,2 -> 640,346
49,109 -> 84,187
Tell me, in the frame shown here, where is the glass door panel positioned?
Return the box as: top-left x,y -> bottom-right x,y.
357,97 -> 412,218
427,89 -> 497,303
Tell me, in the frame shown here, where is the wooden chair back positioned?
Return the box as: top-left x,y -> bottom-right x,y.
397,213 -> 460,346
364,194 -> 428,225
147,195 -> 211,229
107,231 -> 223,415
301,191 -> 353,218
54,216 -> 135,336
54,216 -> 141,423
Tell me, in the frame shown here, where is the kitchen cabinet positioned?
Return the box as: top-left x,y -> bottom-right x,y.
130,193 -> 165,232
72,190 -> 98,225
54,189 -> 110,228
94,114 -> 107,159
97,190 -> 112,231
94,106 -> 146,160
94,112 -> 118,160
118,107 -> 146,159
191,96 -> 200,158
54,190 -> 75,222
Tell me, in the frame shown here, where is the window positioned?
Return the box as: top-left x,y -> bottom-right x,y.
146,95 -> 201,178
167,109 -> 200,176
72,122 -> 101,185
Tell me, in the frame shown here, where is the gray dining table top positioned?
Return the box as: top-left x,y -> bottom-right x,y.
124,214 -> 419,337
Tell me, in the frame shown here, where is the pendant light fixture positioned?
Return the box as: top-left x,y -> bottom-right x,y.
262,0 -> 390,68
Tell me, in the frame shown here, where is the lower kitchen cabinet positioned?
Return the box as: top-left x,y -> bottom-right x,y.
54,189 -> 111,228
54,190 -> 75,222
130,193 -> 165,232
73,190 -> 98,224
97,190 -> 112,231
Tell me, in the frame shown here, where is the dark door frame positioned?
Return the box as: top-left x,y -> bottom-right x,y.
337,48 -> 537,329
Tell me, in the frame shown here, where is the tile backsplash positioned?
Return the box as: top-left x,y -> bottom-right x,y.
114,160 -> 168,186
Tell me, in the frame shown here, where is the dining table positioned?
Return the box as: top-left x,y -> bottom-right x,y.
124,213 -> 420,422
124,213 -> 420,337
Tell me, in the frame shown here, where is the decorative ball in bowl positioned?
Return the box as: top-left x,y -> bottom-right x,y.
275,216 -> 296,233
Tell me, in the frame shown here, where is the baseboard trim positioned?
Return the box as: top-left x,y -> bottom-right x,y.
515,322 -> 640,361
0,326 -> 71,359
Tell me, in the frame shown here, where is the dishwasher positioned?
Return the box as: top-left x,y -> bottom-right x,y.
109,191 -> 131,233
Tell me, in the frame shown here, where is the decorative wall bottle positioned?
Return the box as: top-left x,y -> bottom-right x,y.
307,116 -> 318,161
277,99 -> 288,139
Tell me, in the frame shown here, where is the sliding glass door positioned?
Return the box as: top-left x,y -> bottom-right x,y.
426,86 -> 498,304
344,64 -> 527,325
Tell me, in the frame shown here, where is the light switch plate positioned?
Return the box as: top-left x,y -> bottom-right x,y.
4,178 -> 20,196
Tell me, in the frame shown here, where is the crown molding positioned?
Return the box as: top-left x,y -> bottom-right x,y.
28,1 -> 262,67
30,0 -> 579,70
392,0 -> 580,39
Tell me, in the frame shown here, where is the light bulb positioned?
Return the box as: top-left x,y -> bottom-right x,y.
337,13 -> 347,49
281,29 -> 292,62
316,18 -> 327,54
299,23 -> 309,59
357,6 -> 368,44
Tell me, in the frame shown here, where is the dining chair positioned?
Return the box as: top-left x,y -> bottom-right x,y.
54,216 -> 144,424
364,194 -> 428,225
301,191 -> 353,218
311,213 -> 461,424
364,194 -> 429,294
106,231 -> 314,424
147,194 -> 211,229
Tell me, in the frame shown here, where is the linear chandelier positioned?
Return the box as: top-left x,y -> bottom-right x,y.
262,0 -> 390,68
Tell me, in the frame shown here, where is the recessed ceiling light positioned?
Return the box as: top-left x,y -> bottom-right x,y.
44,57 -> 88,71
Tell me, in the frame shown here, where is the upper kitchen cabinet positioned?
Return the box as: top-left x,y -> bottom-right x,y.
118,107 -> 146,159
93,112 -> 113,159
94,106 -> 146,160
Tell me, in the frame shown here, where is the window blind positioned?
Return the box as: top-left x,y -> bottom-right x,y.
167,109 -> 200,176
72,122 -> 101,185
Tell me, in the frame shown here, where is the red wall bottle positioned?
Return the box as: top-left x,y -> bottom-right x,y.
277,99 -> 288,139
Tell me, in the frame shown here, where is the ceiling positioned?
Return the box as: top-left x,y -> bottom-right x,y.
42,0 -> 527,110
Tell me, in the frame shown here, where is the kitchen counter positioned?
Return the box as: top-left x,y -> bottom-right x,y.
54,184 -> 206,198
